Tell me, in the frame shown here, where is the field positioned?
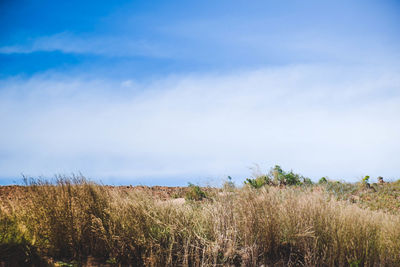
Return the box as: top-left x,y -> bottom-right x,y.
1,174 -> 400,266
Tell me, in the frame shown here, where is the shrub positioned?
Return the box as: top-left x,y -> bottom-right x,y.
283,170 -> 303,185
244,175 -> 271,189
302,177 -> 313,186
318,177 -> 328,184
245,165 -> 312,187
362,175 -> 370,184
268,165 -> 309,186
185,183 -> 206,201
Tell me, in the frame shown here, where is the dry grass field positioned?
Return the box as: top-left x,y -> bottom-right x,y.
1,175 -> 400,266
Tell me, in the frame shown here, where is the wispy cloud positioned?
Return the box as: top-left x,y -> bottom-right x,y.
1,63 -> 399,184
0,32 -> 169,58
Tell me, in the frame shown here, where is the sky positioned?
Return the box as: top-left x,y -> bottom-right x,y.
0,0 -> 399,185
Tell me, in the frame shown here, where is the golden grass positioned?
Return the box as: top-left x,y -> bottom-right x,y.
1,177 -> 400,266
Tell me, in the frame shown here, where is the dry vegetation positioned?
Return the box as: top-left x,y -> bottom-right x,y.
0,175 -> 400,266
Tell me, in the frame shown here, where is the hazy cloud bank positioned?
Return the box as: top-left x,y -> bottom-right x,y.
0,64 -> 399,184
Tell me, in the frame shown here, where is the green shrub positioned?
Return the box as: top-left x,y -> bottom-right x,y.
269,165 -> 309,186
302,177 -> 313,186
283,170 -> 303,185
318,177 -> 328,184
245,165 -> 312,187
244,175 -> 271,189
185,183 -> 206,201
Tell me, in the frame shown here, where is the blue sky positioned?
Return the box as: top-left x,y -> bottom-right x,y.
0,0 -> 400,185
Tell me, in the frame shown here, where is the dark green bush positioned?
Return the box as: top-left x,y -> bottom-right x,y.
185,183 -> 206,201
319,177 -> 328,184
270,165 -> 310,186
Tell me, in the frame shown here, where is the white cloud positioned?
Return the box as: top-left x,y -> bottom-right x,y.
0,64 -> 399,184
0,32 -> 169,58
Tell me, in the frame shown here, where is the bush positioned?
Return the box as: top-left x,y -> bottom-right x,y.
318,177 -> 328,184
244,175 -> 271,189
185,183 -> 207,201
362,175 -> 370,184
269,165 -> 310,186
245,165 -> 312,187
283,170 -> 303,185
302,177 -> 313,186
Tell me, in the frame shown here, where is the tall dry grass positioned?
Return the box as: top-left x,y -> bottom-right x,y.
1,177 -> 399,266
